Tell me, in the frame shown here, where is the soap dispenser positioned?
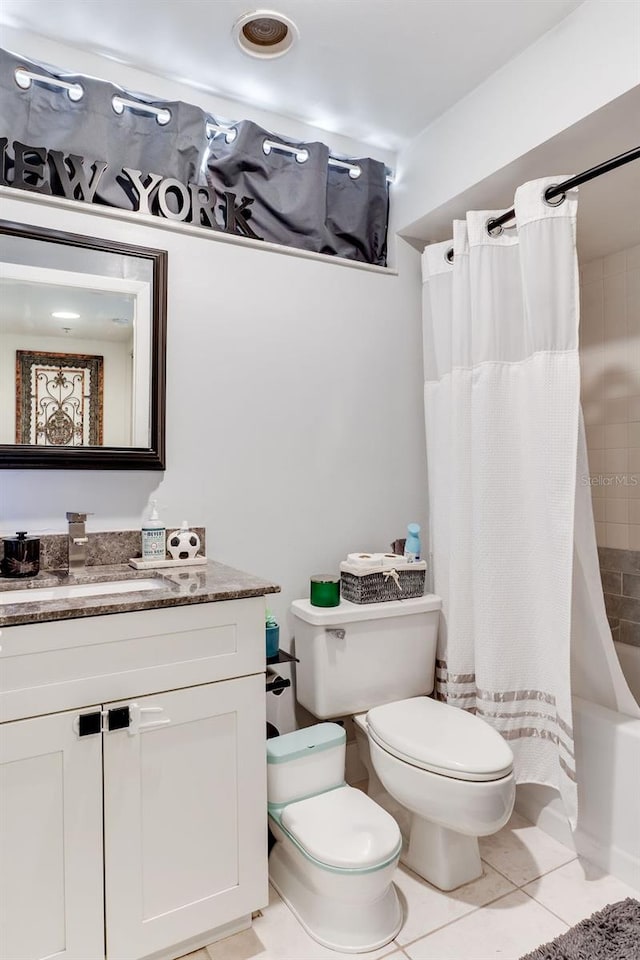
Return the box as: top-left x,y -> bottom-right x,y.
141,500 -> 166,561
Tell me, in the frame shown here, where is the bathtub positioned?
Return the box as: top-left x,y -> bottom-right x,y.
516,641 -> 640,891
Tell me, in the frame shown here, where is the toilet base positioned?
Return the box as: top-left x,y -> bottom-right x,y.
402,816 -> 482,891
365,726 -> 514,892
268,826 -> 402,953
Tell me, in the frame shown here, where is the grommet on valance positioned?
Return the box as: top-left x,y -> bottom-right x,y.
262,138 -> 309,163
111,95 -> 171,125
206,122 -> 237,144
14,67 -> 83,102
329,157 -> 362,180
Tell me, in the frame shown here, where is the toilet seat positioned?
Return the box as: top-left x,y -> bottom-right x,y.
278,785 -> 401,871
366,697 -> 513,782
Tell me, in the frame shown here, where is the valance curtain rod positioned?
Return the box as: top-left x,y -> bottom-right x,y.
445,145 -> 640,263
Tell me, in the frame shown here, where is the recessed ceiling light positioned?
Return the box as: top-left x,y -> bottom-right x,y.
233,10 -> 299,59
52,310 -> 80,320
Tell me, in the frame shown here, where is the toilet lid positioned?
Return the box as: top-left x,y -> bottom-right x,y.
367,697 -> 513,782
281,785 -> 401,870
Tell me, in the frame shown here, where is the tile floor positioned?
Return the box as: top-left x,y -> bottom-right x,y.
180,810 -> 638,960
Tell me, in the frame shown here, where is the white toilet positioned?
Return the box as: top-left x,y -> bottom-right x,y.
291,594 -> 516,891
267,722 -> 403,953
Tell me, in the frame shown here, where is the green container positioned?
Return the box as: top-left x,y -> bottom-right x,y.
310,575 -> 340,608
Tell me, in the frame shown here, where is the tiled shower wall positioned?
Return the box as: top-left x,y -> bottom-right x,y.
580,244 -> 640,646
599,547 -> 640,647
580,243 -> 640,550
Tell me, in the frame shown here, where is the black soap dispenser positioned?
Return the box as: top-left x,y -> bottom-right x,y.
1,531 -> 41,578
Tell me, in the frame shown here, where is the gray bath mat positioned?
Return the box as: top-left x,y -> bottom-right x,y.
520,897 -> 640,959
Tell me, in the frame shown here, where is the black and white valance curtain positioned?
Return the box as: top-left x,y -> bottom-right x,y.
0,47 -> 389,265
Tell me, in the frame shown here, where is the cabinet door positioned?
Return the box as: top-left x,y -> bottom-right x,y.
0,709 -> 104,960
103,675 -> 267,960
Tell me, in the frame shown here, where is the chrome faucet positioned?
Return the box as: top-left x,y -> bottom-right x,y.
66,512 -> 91,572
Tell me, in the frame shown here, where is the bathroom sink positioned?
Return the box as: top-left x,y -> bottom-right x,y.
0,578 -> 165,605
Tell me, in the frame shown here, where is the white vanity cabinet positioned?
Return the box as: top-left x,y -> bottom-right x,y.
0,707 -> 105,960
103,676 -> 265,959
0,596 -> 269,960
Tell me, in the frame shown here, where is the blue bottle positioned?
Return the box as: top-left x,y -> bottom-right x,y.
265,610 -> 280,660
405,523 -> 421,562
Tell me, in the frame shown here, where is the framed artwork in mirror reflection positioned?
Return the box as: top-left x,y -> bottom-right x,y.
16,349 -> 104,446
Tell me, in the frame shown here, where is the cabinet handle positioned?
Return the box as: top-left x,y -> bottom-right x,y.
127,702 -> 171,737
74,710 -> 106,737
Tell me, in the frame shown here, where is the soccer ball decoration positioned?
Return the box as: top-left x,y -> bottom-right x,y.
167,521 -> 201,561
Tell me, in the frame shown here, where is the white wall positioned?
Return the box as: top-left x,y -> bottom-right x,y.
12,7 -> 633,728
0,331 -> 132,446
393,0 -> 640,237
0,194 -> 427,726
0,31 -> 423,732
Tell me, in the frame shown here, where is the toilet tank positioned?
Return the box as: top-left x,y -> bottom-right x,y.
267,723 -> 346,805
291,595 -> 441,719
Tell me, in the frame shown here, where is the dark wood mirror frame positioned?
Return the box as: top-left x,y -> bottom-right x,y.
0,220 -> 167,469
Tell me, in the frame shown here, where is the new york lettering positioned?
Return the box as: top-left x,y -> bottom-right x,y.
0,138 -> 263,241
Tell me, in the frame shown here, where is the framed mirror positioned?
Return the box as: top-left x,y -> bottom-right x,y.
0,220 -> 167,469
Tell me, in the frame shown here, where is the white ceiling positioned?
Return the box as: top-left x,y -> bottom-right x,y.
0,0 -> 584,152
0,280 -> 134,342
3,0 -> 633,263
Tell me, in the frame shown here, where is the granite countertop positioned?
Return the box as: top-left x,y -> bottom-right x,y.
0,561 -> 280,627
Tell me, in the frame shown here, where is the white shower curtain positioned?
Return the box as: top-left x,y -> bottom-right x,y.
422,179 -> 586,824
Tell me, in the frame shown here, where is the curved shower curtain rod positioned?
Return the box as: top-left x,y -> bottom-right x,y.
444,145 -> 640,263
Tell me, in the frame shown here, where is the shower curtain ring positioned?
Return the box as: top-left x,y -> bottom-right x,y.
485,218 -> 504,238
543,185 -> 566,207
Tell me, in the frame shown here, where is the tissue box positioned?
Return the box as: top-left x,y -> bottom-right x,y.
340,558 -> 427,604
